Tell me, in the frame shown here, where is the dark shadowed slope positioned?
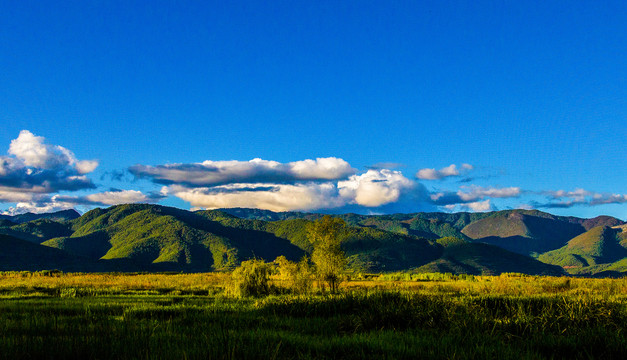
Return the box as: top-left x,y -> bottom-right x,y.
0,219 -> 73,243
461,211 -> 586,255
0,234 -> 107,272
538,226 -> 627,274
416,238 -> 565,276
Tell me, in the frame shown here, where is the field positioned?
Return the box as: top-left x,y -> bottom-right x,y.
0,272 -> 626,359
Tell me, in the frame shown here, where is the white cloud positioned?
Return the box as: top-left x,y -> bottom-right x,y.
430,186 -> 521,206
0,187 -> 42,203
129,157 -> 355,186
83,190 -> 153,205
2,189 -> 163,215
416,164 -> 472,180
463,199 -> 492,212
167,183 -> 345,212
76,160 -> 99,175
457,185 -> 521,202
536,188 -> 627,208
0,131 -> 98,200
338,169 -> 415,207
8,130 -> 98,173
444,199 -> 492,212
3,196 -> 76,215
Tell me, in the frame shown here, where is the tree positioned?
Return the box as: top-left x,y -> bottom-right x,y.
307,215 -> 347,293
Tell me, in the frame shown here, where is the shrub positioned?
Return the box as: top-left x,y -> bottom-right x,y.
229,259 -> 273,297
274,255 -> 314,294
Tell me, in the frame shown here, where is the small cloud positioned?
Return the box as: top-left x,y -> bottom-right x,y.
100,169 -> 130,182
444,199 -> 492,212
365,162 -> 405,170
463,199 -> 492,212
76,160 -> 99,175
416,163 -> 473,180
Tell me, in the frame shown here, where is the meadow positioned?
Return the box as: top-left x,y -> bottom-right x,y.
0,271 -> 626,359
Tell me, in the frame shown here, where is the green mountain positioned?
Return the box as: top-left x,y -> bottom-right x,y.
460,211 -> 586,255
415,238 -> 565,276
538,226 -> 627,274
0,205 -> 623,276
196,210 -> 441,272
221,208 -> 625,254
0,209 -> 80,224
0,219 -> 73,243
43,204 -> 305,271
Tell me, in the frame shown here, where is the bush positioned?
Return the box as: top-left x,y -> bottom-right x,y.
274,256 -> 314,294
229,259 -> 273,297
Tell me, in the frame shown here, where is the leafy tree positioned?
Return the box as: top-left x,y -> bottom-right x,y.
307,215 -> 347,293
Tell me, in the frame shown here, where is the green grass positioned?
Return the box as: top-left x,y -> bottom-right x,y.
0,272 -> 626,359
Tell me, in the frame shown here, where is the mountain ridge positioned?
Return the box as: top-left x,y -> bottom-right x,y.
0,205 -> 624,276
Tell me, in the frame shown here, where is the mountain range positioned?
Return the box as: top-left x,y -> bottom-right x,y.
1,205 -> 625,276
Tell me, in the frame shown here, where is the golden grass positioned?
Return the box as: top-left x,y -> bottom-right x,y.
1,271 -> 625,301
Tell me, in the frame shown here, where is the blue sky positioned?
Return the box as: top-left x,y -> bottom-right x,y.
1,1 -> 625,219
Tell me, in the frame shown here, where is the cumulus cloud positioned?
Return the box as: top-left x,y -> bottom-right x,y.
0,131 -> 98,196
129,157 -> 355,186
337,169 -> 416,207
9,130 -> 98,172
416,163 -> 473,180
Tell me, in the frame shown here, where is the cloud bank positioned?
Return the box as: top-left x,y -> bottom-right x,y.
2,130 -> 626,216
3,190 -> 164,215
160,169 -> 417,212
534,188 -> 627,209
129,157 -> 356,186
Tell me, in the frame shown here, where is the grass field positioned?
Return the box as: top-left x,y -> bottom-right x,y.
0,272 -> 626,359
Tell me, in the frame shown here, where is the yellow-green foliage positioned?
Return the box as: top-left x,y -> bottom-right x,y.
229,259 -> 273,297
274,255 -> 314,294
308,216 -> 347,293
